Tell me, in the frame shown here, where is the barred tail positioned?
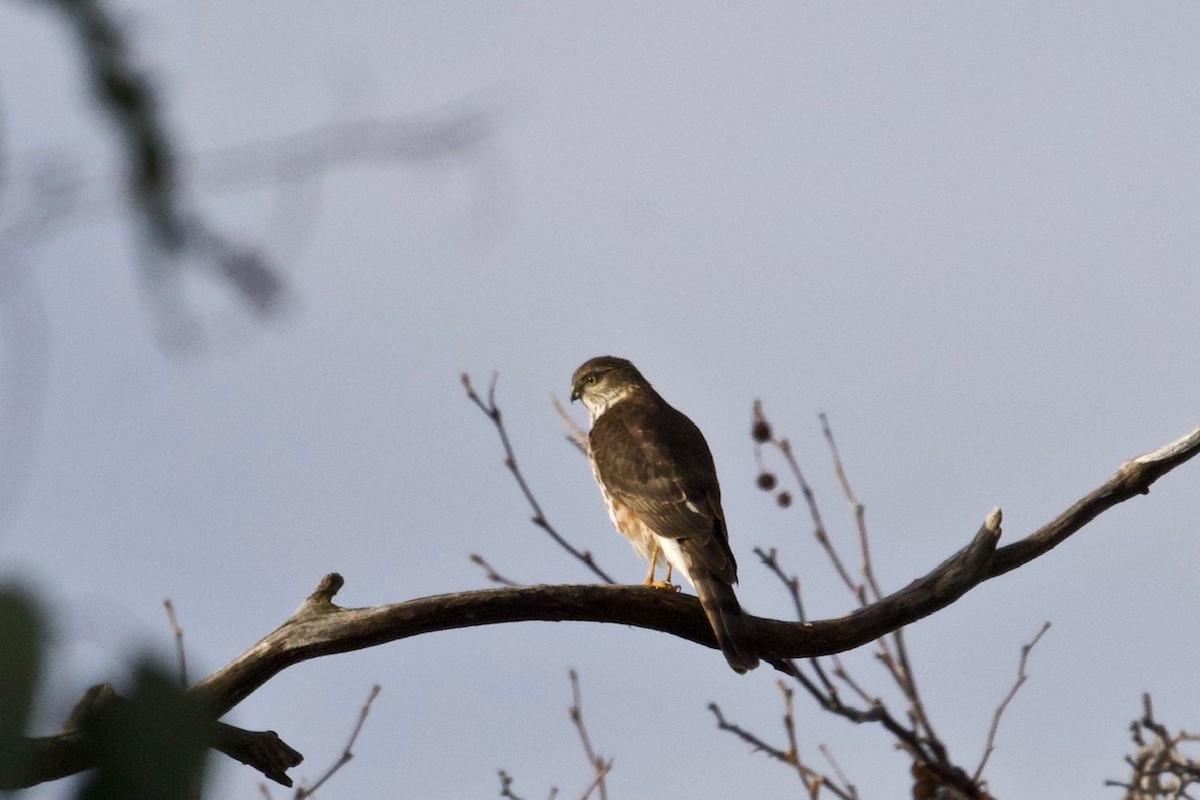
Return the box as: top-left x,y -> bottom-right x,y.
693,571 -> 759,673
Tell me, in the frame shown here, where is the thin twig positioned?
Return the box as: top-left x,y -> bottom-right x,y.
293,684 -> 381,799
498,770 -> 528,800
1104,692 -> 1200,798
818,744 -> 857,799
883,628 -> 947,767
709,696 -> 854,800
463,373 -> 614,584
753,547 -> 807,622
751,548 -> 850,714
974,621 -> 1051,781
778,681 -> 810,788
763,406 -> 953,772
709,702 -> 795,764
469,553 -> 522,586
162,598 -> 188,689
827,656 -> 876,709
820,413 -> 882,605
550,394 -> 589,455
567,670 -> 611,800
776,436 -> 860,597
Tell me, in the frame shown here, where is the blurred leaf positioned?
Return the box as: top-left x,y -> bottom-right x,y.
77,660 -> 211,800
0,588 -> 44,786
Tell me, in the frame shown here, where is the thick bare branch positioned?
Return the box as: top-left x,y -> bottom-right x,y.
6,685 -> 302,790
991,425 -> 1200,576
191,514 -> 999,725
9,425 -> 1198,789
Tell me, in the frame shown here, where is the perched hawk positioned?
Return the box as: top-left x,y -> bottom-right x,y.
570,356 -> 759,673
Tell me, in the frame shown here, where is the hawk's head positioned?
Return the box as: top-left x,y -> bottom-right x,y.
570,356 -> 646,420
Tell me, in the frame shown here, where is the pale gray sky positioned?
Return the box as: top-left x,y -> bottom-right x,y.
1,3 -> 1198,798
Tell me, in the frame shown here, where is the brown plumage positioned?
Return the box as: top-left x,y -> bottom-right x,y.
571,356 -> 759,673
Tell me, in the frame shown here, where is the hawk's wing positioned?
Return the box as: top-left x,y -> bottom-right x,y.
589,396 -> 738,584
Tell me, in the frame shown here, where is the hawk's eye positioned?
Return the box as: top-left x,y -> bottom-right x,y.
585,374 -> 598,385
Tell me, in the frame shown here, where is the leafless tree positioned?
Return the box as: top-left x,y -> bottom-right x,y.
2,4 -> 1197,796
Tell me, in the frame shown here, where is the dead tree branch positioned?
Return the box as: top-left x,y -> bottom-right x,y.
5,424 -> 1198,790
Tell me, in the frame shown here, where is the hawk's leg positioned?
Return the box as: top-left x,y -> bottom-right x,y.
642,540 -> 679,591
641,545 -> 659,585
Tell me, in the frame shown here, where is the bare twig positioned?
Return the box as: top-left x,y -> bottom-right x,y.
293,684 -> 381,799
162,598 -> 188,688
499,672 -> 608,800
567,670 -> 611,800
498,770 -> 528,800
753,405 -> 990,794
463,373 -> 614,584
777,436 -> 859,598
974,621 -> 1051,781
751,547 -> 842,705
550,394 -> 589,455
819,414 -> 880,603
818,745 -> 857,799
818,415 -> 953,766
709,692 -> 855,800
821,412 -> 945,767
708,701 -> 794,764
753,547 -> 806,622
778,682 -> 809,788
469,553 -> 522,587
1105,693 -> 1200,798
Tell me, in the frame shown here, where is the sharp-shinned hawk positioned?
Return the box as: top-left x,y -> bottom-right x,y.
570,356 -> 759,673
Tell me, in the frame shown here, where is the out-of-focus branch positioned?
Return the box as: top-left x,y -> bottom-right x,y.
7,683 -> 302,790
497,770 -> 531,800
162,598 -> 188,689
33,0 -> 287,333
19,2 -> 508,349
463,373 -> 614,584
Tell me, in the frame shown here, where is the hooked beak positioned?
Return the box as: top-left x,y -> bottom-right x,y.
570,385 -> 581,403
